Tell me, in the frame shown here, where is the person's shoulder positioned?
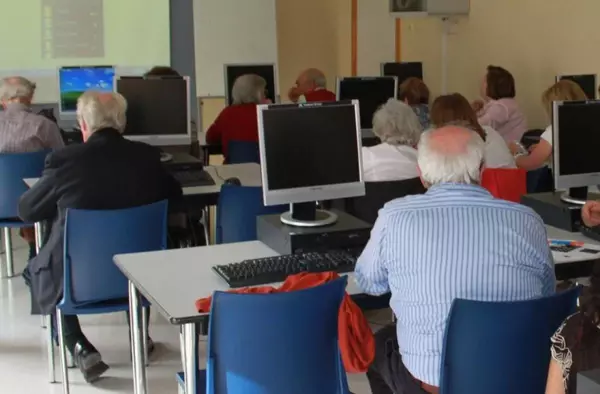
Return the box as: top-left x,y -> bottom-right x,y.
123,139 -> 161,158
44,142 -> 86,168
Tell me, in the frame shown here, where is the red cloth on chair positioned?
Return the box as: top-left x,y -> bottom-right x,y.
195,271 -> 375,373
481,168 -> 527,203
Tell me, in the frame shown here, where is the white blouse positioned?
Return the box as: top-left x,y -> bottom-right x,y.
483,126 -> 516,169
362,143 -> 419,182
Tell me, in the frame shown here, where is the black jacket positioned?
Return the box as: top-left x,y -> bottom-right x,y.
19,128 -> 182,314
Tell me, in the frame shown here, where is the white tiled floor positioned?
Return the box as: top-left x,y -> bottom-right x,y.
0,230 -> 377,393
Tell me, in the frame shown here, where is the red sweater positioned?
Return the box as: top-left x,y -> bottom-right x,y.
206,103 -> 258,159
304,89 -> 336,102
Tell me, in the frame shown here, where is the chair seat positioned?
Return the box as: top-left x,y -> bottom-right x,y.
58,297 -> 150,316
176,370 -> 207,394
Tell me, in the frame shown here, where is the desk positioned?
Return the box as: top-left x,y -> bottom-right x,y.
114,241 -> 362,394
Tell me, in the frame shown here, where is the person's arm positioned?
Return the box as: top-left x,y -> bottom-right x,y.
205,110 -> 226,145
545,359 -> 566,394
478,102 -> 509,133
582,200 -> 600,227
38,120 -> 65,150
514,139 -> 552,171
18,155 -> 60,223
354,212 -> 391,296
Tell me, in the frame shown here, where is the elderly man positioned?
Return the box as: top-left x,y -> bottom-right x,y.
19,91 -> 182,383
355,125 -> 555,394
206,73 -> 268,161
288,68 -> 336,103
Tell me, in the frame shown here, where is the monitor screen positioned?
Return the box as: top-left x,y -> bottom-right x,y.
116,77 -> 190,145
554,100 -> 600,189
225,64 -> 277,106
337,77 -> 397,129
58,66 -> 115,113
381,62 -> 423,86
258,101 -> 363,205
558,75 -> 597,100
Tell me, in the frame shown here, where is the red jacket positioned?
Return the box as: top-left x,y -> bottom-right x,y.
205,103 -> 258,159
196,271 -> 375,373
304,89 -> 337,102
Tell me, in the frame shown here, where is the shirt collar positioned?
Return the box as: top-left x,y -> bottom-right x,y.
4,102 -> 31,113
427,183 -> 492,197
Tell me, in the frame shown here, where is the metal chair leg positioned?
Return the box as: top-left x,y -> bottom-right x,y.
142,307 -> 149,366
56,309 -> 70,394
3,228 -> 14,278
47,315 -> 56,383
201,207 -> 210,246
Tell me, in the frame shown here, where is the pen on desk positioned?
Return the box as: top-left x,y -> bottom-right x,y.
549,240 -> 584,246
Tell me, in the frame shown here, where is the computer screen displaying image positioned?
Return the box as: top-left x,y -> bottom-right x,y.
553,100 -> 600,203
337,77 -> 398,130
116,76 -> 191,146
381,62 -> 423,86
557,74 -> 597,100
224,64 -> 277,106
58,66 -> 115,114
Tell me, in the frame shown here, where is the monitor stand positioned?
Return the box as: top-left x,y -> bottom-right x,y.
560,187 -> 588,205
280,202 -> 338,227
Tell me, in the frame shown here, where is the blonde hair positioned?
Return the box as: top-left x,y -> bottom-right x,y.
542,80 -> 587,117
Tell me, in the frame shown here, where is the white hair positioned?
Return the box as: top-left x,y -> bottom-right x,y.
372,99 -> 422,146
417,126 -> 485,185
304,68 -> 327,88
77,91 -> 127,133
232,74 -> 266,105
0,76 -> 36,102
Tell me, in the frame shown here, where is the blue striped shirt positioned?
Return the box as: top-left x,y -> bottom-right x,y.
354,183 -> 556,386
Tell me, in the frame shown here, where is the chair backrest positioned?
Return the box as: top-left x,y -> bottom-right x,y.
227,141 -> 260,164
0,150 -> 49,219
440,286 -> 582,394
62,200 -> 168,306
481,168 -> 527,203
216,184 -> 286,244
521,128 -> 545,149
527,166 -> 554,194
344,178 -> 426,223
207,277 -> 349,394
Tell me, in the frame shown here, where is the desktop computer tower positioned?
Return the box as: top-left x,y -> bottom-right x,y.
257,210 -> 372,255
521,192 -> 600,232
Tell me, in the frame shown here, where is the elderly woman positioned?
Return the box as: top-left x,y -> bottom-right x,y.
206,74 -> 268,161
362,99 -> 423,182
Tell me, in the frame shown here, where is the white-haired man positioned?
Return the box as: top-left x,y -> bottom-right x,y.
288,68 -> 336,103
355,125 -> 555,394
19,91 -> 182,383
206,73 -> 268,161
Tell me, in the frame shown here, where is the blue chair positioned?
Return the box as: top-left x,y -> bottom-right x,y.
0,150 -> 49,277
440,286 -> 582,394
227,141 -> 260,164
177,277 -> 350,394
54,200 -> 168,393
216,184 -> 286,244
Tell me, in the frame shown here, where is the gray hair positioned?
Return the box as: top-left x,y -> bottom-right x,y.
304,68 -> 327,88
0,76 -> 37,102
372,99 -> 422,146
77,91 -> 127,133
231,74 -> 266,105
417,126 -> 485,185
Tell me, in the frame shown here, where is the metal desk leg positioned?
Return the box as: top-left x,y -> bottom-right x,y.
3,227 -> 13,277
129,281 -> 148,394
182,323 -> 198,394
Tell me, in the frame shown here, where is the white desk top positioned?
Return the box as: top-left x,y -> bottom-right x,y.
547,225 -> 600,264
24,163 -> 261,197
114,241 -> 362,325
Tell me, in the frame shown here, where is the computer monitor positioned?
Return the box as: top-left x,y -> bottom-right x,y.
58,66 -> 115,116
553,100 -> 600,204
381,62 -> 423,86
115,76 -> 191,146
336,77 -> 398,130
224,64 -> 277,106
557,74 -> 597,100
257,100 -> 365,227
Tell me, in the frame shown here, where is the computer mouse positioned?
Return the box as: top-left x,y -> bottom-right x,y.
224,177 -> 242,186
160,152 -> 173,163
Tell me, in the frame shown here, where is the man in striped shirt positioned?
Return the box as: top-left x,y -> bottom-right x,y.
355,125 -> 555,394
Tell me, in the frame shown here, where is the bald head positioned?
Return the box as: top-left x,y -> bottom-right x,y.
417,125 -> 485,186
0,76 -> 36,105
297,68 -> 327,92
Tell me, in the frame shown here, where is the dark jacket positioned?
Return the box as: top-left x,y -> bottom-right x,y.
18,128 -> 182,314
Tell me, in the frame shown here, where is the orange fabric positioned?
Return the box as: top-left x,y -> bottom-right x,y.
195,271 -> 375,373
19,227 -> 35,243
481,168 -> 527,203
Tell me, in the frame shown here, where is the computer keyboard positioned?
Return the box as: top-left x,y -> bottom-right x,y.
213,249 -> 361,288
172,170 -> 215,187
550,245 -> 579,253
